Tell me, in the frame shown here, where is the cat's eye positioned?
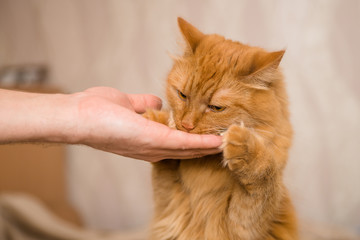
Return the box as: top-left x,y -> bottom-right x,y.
208,105 -> 226,112
177,90 -> 187,101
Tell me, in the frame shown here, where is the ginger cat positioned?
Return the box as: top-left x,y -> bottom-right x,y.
144,18 -> 297,240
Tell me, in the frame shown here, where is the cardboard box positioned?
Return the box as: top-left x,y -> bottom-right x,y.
0,143 -> 82,226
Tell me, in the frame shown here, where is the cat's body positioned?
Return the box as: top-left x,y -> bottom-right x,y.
145,18 -> 297,240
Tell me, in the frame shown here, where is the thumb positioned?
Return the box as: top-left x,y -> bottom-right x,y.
127,94 -> 163,113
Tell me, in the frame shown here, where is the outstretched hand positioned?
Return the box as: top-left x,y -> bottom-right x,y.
72,87 -> 222,162
0,87 -> 222,162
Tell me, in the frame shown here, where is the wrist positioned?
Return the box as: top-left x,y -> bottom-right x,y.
37,92 -> 82,144
0,89 -> 81,144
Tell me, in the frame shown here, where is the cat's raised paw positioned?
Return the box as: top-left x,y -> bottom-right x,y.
222,124 -> 254,170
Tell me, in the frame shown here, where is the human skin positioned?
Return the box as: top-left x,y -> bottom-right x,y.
0,87 -> 222,162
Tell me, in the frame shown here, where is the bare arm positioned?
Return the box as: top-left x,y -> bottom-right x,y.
0,87 -> 222,162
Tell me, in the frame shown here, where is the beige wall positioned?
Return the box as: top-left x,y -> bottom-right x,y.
1,0 -> 359,233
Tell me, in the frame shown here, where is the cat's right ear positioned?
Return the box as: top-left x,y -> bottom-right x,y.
242,50 -> 285,90
178,17 -> 205,54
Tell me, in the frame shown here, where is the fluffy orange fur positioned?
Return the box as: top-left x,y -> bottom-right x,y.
144,18 -> 297,240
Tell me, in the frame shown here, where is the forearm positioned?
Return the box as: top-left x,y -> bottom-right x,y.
0,87 -> 222,161
0,89 -> 79,144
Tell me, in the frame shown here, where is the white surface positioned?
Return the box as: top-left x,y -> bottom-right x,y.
1,0 -> 359,233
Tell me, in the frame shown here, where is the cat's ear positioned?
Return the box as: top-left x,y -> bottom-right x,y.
178,17 -> 205,54
242,50 -> 285,90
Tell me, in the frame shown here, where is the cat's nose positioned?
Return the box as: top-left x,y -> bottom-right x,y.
181,121 -> 195,131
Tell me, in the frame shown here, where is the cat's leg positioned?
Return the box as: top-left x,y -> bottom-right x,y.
142,109 -> 179,208
266,193 -> 298,240
222,124 -> 278,185
143,109 -> 185,239
222,124 -> 297,240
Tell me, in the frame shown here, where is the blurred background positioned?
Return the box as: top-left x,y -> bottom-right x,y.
0,0 -> 359,239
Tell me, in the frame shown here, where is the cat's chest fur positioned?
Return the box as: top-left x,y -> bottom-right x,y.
178,154 -> 234,197
157,155 -> 237,239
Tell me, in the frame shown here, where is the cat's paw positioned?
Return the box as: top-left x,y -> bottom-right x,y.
143,109 -> 169,126
222,123 -> 256,171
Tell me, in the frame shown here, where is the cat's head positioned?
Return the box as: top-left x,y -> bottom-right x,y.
166,18 -> 288,135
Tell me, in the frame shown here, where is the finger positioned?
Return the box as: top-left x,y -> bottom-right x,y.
159,128 -> 223,150
141,119 -> 223,149
127,94 -> 163,113
164,148 -> 223,160
123,148 -> 222,162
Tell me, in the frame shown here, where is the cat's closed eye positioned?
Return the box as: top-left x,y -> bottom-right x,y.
177,90 -> 187,101
208,105 -> 226,112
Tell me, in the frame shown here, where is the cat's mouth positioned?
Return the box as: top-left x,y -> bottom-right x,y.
170,112 -> 228,135
175,124 -> 227,136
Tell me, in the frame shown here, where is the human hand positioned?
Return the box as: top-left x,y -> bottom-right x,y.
71,87 -> 222,162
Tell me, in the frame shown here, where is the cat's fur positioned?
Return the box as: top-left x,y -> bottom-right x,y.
144,18 -> 297,240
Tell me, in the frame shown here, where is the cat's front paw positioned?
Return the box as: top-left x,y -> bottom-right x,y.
222,124 -> 256,171
143,109 -> 169,126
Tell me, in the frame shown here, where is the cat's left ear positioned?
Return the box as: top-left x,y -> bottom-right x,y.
178,17 -> 205,54
243,50 -> 285,90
